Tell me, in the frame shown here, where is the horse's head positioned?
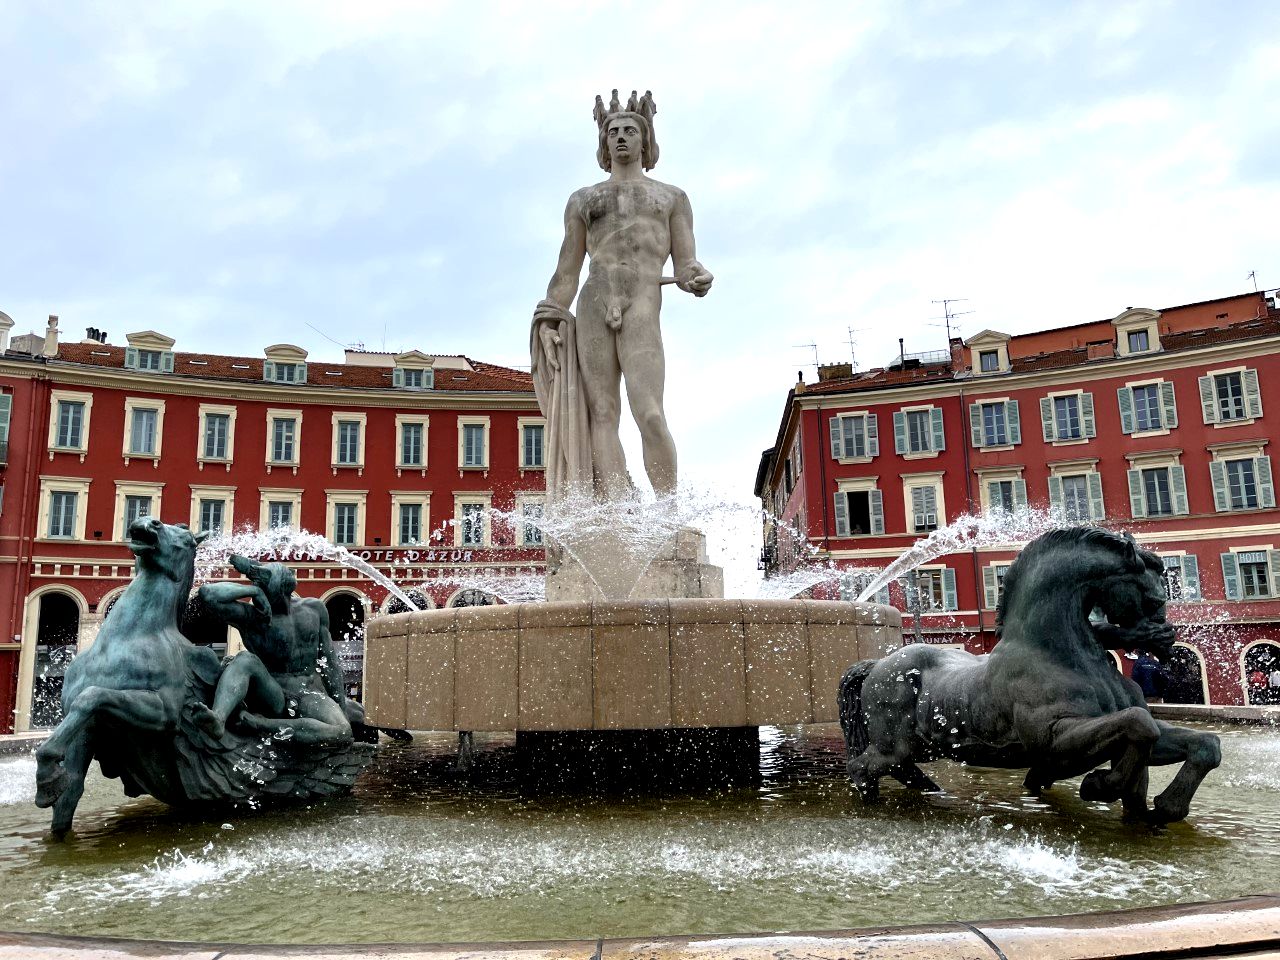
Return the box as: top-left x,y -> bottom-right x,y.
997,528 -> 1175,659
127,517 -> 209,580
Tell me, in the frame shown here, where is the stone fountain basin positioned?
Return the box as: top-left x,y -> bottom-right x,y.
363,600 -> 902,731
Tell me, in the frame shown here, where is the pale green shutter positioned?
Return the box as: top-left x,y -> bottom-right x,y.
0,394 -> 11,446
942,567 -> 958,611
875,585 -> 890,605
424,368 -> 435,388
969,403 -> 983,447
986,480 -> 1001,513
1171,465 -> 1189,515
1118,386 -> 1135,434
869,489 -> 885,534
1013,478 -> 1027,509
160,351 -> 174,373
1257,456 -> 1275,508
124,346 -> 139,369
1244,369 -> 1263,419
1210,461 -> 1229,512
1270,551 -> 1280,598
983,566 -> 998,609
1006,400 -> 1021,445
1081,392 -> 1096,438
911,487 -> 926,527
1180,555 -> 1201,601
1160,381 -> 1178,428
1048,475 -> 1064,515
264,360 -> 276,382
866,414 -> 879,457
893,411 -> 907,454
1221,552 -> 1241,600
930,407 -> 945,452
1199,376 -> 1217,423
1087,472 -> 1105,520
833,491 -> 850,536
1040,397 -> 1055,441
393,368 -> 406,389
1127,468 -> 1145,518
296,363 -> 307,383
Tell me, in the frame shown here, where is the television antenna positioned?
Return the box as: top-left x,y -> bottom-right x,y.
930,298 -> 975,343
793,342 -> 819,370
1249,270 -> 1259,292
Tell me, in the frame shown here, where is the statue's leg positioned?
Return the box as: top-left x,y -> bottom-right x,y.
617,303 -> 677,496
890,762 -> 941,792
574,284 -> 630,498
197,653 -> 286,736
1040,707 -> 1159,804
1145,721 -> 1222,823
247,689 -> 352,748
49,734 -> 94,839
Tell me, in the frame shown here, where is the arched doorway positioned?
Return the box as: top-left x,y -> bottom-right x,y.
325,592 -> 366,701
31,592 -> 81,728
1243,641 -> 1280,706
450,589 -> 496,608
181,592 -> 228,659
1164,643 -> 1207,705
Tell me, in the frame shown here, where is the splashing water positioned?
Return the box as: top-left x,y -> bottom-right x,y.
416,570 -> 547,605
196,527 -> 424,611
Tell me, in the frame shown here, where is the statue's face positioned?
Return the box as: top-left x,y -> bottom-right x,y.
606,116 -> 642,165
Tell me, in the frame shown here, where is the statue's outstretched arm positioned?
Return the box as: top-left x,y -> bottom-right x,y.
669,189 -> 712,297
197,582 -> 269,628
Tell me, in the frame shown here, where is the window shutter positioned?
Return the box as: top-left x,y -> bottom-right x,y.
911,486 -> 926,521
124,347 -> 139,369
942,567 -> 958,611
1181,555 -> 1201,601
1244,368 -> 1263,419
1081,392 -> 1096,438
1013,478 -> 1027,510
893,411 -> 907,454
1209,460 -> 1229,512
866,414 -> 879,457
869,489 -> 885,534
263,360 -> 276,382
1160,381 -> 1178,429
424,368 -> 435,389
983,566 -> 998,609
930,407 -> 945,451
1257,455 -> 1276,508
1271,551 -> 1280,598
1221,552 -> 1241,600
1006,400 -> 1021,445
924,485 -> 938,518
875,585 -> 890,606
969,403 -> 983,447
0,394 -> 11,445
1199,375 -> 1217,423
1127,468 -> 1145,519
393,368 -> 405,389
986,480 -> 1001,512
1171,465 -> 1189,515
1039,397 -> 1055,441
1048,475 -> 1064,515
296,363 -> 308,383
160,351 -> 174,373
1087,472 -> 1105,520
833,491 -> 850,537
1117,386 -> 1135,434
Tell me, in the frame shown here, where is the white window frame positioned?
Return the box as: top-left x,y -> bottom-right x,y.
265,408 -> 303,474
1118,377 -> 1176,438
1124,450 -> 1188,519
1208,441 -> 1274,513
894,404 -> 944,460
37,476 -> 92,541
1200,365 -> 1263,427
1048,460 -> 1105,522
834,476 -> 885,537
395,414 -> 430,476
1041,389 -> 1095,445
901,472 -> 945,535
518,416 -> 547,471
1157,550 -> 1202,603
389,491 -> 431,547
122,397 -> 166,465
258,488 -> 303,530
453,492 -> 493,548
975,467 -> 1027,516
903,563 -> 958,612
113,481 -> 164,543
324,490 -> 368,548
515,493 -> 546,546
197,404 -> 237,472
330,412 -> 367,475
829,410 -> 879,463
968,397 -> 1021,450
47,389 -> 94,461
1221,545 -> 1280,602
457,416 -> 490,472
189,484 -> 236,536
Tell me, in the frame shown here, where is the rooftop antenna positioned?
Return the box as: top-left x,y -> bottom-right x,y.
792,342 -> 819,371
846,326 -> 864,371
1249,270 -> 1259,292
930,298 -> 974,343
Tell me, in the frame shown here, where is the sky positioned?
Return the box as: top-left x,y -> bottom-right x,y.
2,1 -> 1278,586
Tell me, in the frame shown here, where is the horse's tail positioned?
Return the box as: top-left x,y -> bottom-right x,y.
838,660 -> 876,759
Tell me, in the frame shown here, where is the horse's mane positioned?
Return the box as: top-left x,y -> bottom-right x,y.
994,527 -> 1157,639
173,552 -> 195,630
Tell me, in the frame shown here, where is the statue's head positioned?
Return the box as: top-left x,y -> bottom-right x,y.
127,516 -> 207,579
230,554 -> 297,602
594,89 -> 659,172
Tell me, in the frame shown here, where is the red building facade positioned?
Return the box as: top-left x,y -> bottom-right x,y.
756,290 -> 1280,707
0,320 -> 545,734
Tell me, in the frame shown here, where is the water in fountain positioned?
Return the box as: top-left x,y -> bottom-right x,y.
415,570 -> 547,605
196,526 -> 424,612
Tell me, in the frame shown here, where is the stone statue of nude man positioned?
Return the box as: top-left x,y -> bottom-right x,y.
532,90 -> 712,501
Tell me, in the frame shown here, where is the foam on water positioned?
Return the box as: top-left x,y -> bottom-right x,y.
0,755 -> 36,805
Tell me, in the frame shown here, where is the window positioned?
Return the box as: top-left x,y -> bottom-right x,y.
333,503 -> 359,546
1161,555 -> 1201,602
122,494 -> 152,538
48,492 -> 77,538
894,407 -> 944,455
1227,459 -> 1258,510
833,487 -> 885,536
336,420 -> 361,465
1119,382 -> 1177,435
128,407 -> 158,456
266,361 -> 306,384
403,368 -> 425,389
1222,549 -> 1280,601
401,423 -> 424,467
55,401 -> 84,449
1143,468 -> 1171,515
522,500 -> 545,546
268,501 -> 293,528
136,349 -> 163,370
829,413 -> 879,459
909,485 -> 939,533
1040,392 -> 1095,443
125,341 -> 175,372
1132,385 -> 1161,432
1127,330 -> 1150,353
989,480 -> 1014,513
462,423 -> 486,468
198,499 -> 225,536
522,423 -> 545,469
1210,453 -> 1275,512
398,502 -> 422,545
970,400 -> 1021,448
1200,369 -> 1262,424
1128,463 -> 1187,518
271,418 -> 296,463
393,360 -> 434,390
204,413 -> 229,459
979,350 -> 999,372
905,567 -> 957,612
1054,395 -> 1080,439
461,502 -> 485,547
1050,472 -> 1104,522
982,563 -> 1011,608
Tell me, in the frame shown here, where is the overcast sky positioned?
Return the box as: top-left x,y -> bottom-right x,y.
2,1 -> 1277,585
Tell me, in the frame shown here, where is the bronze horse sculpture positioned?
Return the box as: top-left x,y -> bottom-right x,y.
839,528 -> 1221,822
35,517 -> 375,838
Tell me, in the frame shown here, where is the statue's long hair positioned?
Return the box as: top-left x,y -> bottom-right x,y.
596,111 -> 659,172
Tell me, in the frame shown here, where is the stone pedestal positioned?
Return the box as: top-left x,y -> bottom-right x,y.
545,527 -> 724,602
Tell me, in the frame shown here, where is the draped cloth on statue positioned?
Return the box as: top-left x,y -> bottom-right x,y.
530,307 -> 593,503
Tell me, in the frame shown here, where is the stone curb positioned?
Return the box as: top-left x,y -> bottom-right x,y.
1,894 -> 1277,959
1151,702 -> 1280,724
0,732 -> 45,755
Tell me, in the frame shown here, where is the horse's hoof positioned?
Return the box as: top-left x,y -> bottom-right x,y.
1150,797 -> 1189,824
34,762 -> 69,809
1079,770 -> 1117,803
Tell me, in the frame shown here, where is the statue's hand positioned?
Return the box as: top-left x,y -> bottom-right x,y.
533,300 -> 571,371
677,262 -> 713,298
248,587 -> 271,622
343,699 -> 366,725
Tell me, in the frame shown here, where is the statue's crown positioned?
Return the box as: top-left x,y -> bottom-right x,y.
593,88 -> 657,129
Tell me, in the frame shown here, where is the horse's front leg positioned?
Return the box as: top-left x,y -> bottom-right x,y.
1146,721 -> 1222,823
48,735 -> 94,839
1039,707 -> 1160,804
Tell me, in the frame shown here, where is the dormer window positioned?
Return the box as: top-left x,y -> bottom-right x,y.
263,344 -> 309,385
964,330 -> 1011,376
136,349 -> 163,370
393,350 -> 435,390
1112,307 -> 1162,356
399,367 -> 432,389
979,350 -> 1000,373
124,331 -> 176,373
1127,329 -> 1151,353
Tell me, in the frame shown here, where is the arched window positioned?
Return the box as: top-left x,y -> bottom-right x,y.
385,589 -> 430,615
32,592 -> 80,728
1243,641 -> 1280,706
450,588 -> 496,608
1164,644 -> 1207,705
325,592 -> 366,701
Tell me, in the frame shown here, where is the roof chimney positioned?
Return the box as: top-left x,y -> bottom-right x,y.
42,315 -> 59,358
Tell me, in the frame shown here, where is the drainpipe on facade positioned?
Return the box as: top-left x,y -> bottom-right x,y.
958,379 -> 987,647
817,398 -> 830,558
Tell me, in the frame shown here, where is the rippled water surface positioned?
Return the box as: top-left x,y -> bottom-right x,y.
1,722 -> 1277,944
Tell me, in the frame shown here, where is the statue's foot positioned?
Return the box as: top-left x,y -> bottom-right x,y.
191,703 -> 226,739
238,712 -> 286,735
